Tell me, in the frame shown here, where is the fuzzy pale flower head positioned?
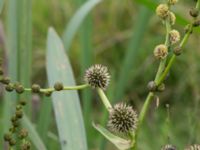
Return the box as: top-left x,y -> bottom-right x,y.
84,64 -> 110,90
168,0 -> 178,5
154,44 -> 168,59
169,30 -> 180,45
156,4 -> 169,19
107,103 -> 138,134
161,144 -> 177,150
185,144 -> 200,150
169,12 -> 176,25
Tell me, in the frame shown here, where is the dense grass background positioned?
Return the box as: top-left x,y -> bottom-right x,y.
0,0 -> 200,149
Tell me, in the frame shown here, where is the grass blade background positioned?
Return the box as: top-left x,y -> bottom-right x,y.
0,0 -> 4,14
62,0 -> 101,51
21,115 -> 47,150
47,27 -> 87,150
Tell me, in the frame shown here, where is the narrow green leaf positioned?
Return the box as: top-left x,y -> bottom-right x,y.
0,0 -> 4,14
93,123 -> 133,150
46,27 -> 87,150
21,114 -> 47,150
62,0 -> 101,51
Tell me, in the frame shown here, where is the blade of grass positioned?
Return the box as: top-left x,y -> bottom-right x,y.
21,114 -> 47,150
47,27 -> 87,150
62,0 -> 101,51
37,96 -> 52,144
114,6 -> 152,101
0,0 -> 4,14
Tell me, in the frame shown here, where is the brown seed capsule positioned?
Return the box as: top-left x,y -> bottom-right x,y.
15,110 -> 23,118
173,46 -> 182,56
44,91 -> 52,97
54,82 -> 64,91
189,8 -> 199,18
9,138 -> 16,146
193,20 -> 200,27
147,81 -> 157,92
31,84 -> 41,93
3,133 -> 12,141
1,77 -> 10,84
5,83 -> 14,92
19,128 -> 28,139
15,84 -> 25,94
19,100 -> 26,106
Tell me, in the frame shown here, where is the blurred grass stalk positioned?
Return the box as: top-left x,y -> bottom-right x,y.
1,0 -> 46,149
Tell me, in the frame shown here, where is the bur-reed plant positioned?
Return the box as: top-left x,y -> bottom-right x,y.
1,0 -> 200,149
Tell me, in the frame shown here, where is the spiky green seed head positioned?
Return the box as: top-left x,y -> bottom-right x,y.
5,83 -> 14,92
3,133 -> 12,141
107,103 -> 138,134
54,82 -> 64,91
84,64 -> 110,90
9,138 -> 16,146
156,4 -> 169,19
19,128 -> 28,139
185,144 -> 200,150
15,84 -> 25,94
161,144 -> 177,150
154,44 -> 168,59
169,30 -> 180,45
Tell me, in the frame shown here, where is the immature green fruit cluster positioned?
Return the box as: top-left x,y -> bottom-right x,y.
156,4 -> 169,19
31,84 -> 41,93
161,144 -> 177,150
154,44 -> 168,59
185,144 -> 200,150
84,64 -> 110,90
168,0 -> 178,5
169,30 -> 180,45
107,103 -> 138,134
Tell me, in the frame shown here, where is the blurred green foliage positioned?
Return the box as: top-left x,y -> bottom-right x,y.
0,0 -> 200,149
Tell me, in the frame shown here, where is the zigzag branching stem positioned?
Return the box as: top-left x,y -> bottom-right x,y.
132,0 -> 200,149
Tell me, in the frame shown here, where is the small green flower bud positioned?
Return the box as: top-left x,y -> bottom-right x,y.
31,84 -> 41,93
173,46 -> 182,56
19,100 -> 26,106
44,91 -> 52,97
15,110 -> 23,118
161,144 -> 177,150
1,77 -> 10,84
169,12 -> 176,25
108,103 -> 138,134
154,44 -> 168,59
20,141 -> 31,150
5,83 -> 14,92
157,83 -> 165,92
189,8 -> 199,18
9,138 -> 16,146
4,133 -> 12,141
185,144 -> 200,150
156,4 -> 169,19
193,20 -> 200,27
169,30 -> 180,45
168,0 -> 178,5
54,82 -> 64,91
19,128 -> 28,139
147,81 -> 157,92
15,84 -> 25,94
84,64 -> 110,90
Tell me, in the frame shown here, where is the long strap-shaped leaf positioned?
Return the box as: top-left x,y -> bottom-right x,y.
62,0 -> 101,51
47,28 -> 87,150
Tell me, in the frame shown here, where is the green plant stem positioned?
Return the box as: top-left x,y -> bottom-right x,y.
24,84 -> 89,92
97,88 -> 112,111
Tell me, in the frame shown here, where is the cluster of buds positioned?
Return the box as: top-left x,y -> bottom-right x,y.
4,100 -> 31,149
